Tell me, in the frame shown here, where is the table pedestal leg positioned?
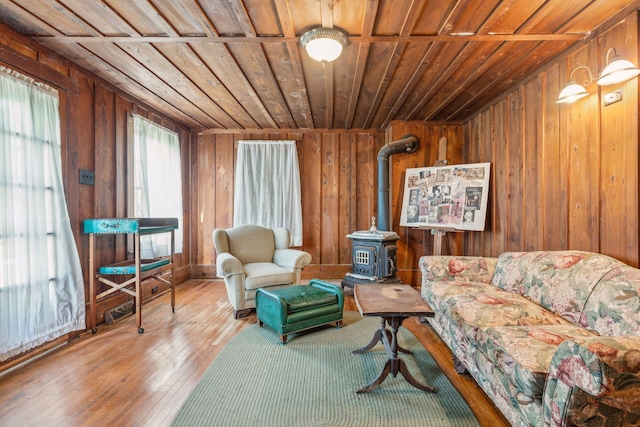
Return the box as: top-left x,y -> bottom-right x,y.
353,318 -> 412,354
355,315 -> 438,394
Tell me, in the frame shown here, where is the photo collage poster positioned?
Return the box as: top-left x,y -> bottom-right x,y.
399,162 -> 491,231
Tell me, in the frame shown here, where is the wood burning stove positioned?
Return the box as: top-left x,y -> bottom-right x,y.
341,218 -> 402,291
342,134 -> 419,291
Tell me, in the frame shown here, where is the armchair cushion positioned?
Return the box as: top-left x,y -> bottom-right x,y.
243,262 -> 293,290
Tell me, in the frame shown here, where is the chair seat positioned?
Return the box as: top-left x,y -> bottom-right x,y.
244,262 -> 294,290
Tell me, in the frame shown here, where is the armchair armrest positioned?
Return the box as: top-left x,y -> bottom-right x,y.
274,248 -> 311,285
543,337 -> 640,426
419,255 -> 498,284
273,248 -> 312,270
216,252 -> 244,277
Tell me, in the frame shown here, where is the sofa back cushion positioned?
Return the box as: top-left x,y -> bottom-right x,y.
493,251 -> 626,325
419,256 -> 497,284
491,251 -> 541,293
581,266 -> 640,336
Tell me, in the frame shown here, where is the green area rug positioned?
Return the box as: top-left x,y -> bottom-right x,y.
172,312 -> 479,427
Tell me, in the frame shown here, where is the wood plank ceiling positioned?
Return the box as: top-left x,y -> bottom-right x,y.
0,0 -> 638,131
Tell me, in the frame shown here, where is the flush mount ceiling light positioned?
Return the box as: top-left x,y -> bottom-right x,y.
557,65 -> 594,104
597,48 -> 640,85
300,27 -> 348,63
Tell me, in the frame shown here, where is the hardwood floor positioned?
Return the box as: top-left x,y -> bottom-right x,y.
0,279 -> 509,427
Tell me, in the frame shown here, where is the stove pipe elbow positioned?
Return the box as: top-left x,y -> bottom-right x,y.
377,134 -> 420,231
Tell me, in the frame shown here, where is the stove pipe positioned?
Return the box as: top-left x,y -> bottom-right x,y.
377,134 -> 420,231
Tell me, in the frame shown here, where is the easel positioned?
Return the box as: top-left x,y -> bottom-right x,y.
429,137 -> 450,256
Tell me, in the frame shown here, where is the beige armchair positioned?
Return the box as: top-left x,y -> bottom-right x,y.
213,224 -> 312,318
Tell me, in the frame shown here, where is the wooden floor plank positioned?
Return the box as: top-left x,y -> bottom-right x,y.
0,279 -> 509,427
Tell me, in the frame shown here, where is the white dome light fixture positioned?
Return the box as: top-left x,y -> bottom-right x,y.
300,27 -> 348,63
597,48 -> 640,86
557,65 -> 594,104
557,81 -> 590,104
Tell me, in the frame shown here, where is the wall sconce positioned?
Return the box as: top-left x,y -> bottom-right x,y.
300,27 -> 348,63
597,48 -> 640,85
557,48 -> 640,103
557,65 -> 594,104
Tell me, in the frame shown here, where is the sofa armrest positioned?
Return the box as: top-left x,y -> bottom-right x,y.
216,252 -> 244,277
543,337 -> 640,426
419,256 -> 498,284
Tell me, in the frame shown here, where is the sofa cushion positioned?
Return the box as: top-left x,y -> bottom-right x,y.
430,281 -> 570,336
244,262 -> 294,290
581,266 -> 640,335
492,251 -> 626,325
422,280 -> 495,312
491,251 -> 541,293
521,251 -> 626,324
419,256 -> 498,284
476,325 -> 597,398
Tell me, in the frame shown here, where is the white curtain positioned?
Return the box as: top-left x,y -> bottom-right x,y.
0,67 -> 85,361
132,115 -> 183,258
234,140 -> 303,246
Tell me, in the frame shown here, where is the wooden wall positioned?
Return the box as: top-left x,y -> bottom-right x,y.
191,124 -> 463,286
0,24 -> 193,326
461,13 -> 640,267
386,122 -> 464,284
192,130 -> 383,280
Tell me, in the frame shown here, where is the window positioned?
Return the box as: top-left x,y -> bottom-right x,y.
233,140 -> 303,246
0,67 -> 85,361
130,114 -> 183,258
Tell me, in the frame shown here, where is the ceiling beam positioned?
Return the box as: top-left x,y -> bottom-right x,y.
33,34 -> 588,44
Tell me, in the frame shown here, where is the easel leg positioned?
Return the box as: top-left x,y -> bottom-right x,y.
431,229 -> 446,256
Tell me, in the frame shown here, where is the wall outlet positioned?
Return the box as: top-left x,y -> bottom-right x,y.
151,286 -> 159,294
603,89 -> 622,106
79,169 -> 95,185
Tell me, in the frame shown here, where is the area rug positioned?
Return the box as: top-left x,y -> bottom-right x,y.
172,312 -> 479,427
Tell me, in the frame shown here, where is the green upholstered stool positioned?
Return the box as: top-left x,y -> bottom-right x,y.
256,279 -> 344,344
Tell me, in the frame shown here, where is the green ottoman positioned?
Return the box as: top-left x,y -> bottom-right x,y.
256,279 -> 344,344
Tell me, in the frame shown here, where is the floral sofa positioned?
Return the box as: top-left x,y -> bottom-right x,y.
419,251 -> 640,426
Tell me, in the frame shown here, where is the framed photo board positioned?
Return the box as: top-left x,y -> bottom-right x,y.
399,162 -> 490,231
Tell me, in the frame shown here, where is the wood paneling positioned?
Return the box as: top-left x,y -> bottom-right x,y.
461,13 -> 640,267
2,1 -> 638,131
193,130 -> 381,279
386,122 -> 464,284
191,125 -> 463,286
599,17 -> 640,264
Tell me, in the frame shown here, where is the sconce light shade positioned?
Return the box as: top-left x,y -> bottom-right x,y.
597,48 -> 640,85
300,27 -> 348,63
556,81 -> 589,104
